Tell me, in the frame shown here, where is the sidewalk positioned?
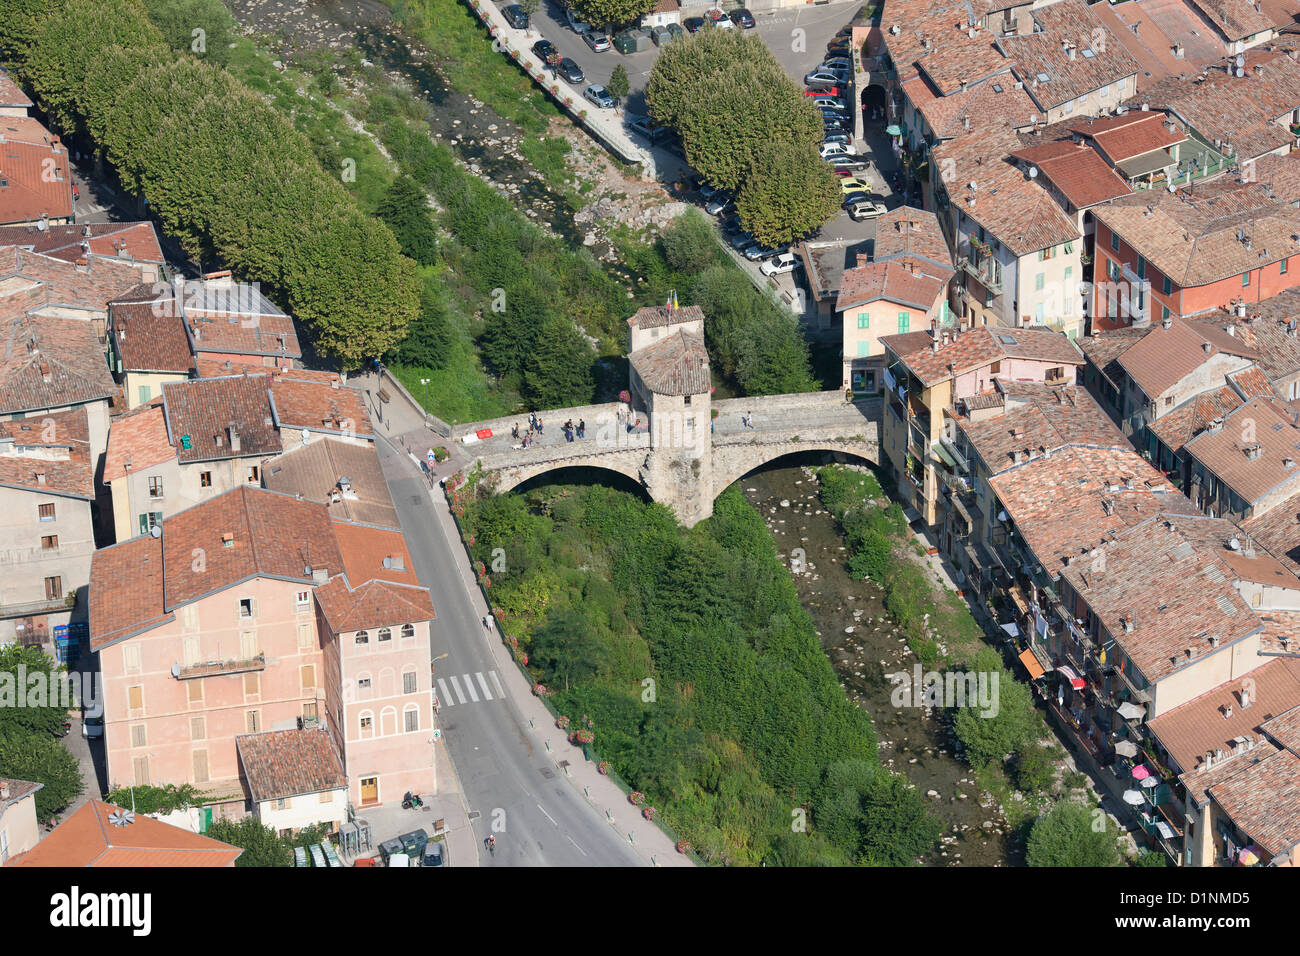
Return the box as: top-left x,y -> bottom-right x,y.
423,473 -> 693,866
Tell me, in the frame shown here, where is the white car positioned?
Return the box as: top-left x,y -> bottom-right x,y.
708,8 -> 735,28
847,199 -> 888,221
819,142 -> 858,158
821,57 -> 853,71
82,714 -> 104,738
760,251 -> 800,276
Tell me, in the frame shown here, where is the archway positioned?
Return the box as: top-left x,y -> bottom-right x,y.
501,464 -> 652,503
713,447 -> 882,500
860,84 -> 887,126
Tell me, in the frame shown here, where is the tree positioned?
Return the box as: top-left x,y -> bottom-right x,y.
376,174 -> 439,267
659,209 -> 718,274
519,0 -> 540,22
607,63 -> 630,104
733,140 -> 841,247
0,727 -> 83,823
141,0 -> 237,66
734,309 -> 818,395
105,783 -> 203,815
522,317 -> 596,408
1026,800 -> 1123,867
387,281 -> 455,370
571,0 -> 657,30
206,817 -> 293,867
530,606 -> 606,687
953,649 -> 1042,769
814,760 -> 942,865
0,644 -> 69,740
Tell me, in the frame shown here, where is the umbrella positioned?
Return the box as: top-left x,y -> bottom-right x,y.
1114,740 -> 1139,758
1132,764 -> 1152,780
1123,790 -> 1145,805
1239,846 -> 1261,865
1140,774 -> 1158,788
885,124 -> 902,136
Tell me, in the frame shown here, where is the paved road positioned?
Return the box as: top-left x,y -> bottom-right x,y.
374,434 -> 645,867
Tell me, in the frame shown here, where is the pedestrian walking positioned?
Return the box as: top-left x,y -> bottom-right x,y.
537,417 -> 544,435
577,419 -> 585,439
511,422 -> 520,440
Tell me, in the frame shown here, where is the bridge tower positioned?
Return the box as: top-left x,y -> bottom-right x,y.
626,302 -> 715,525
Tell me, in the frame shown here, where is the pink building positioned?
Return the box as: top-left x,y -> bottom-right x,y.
88,485 -> 436,821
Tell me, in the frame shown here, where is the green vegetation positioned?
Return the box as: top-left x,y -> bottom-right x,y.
377,174 -> 440,266
0,645 -> 82,822
460,482 -> 942,865
0,0 -> 420,367
647,30 -> 840,245
206,817 -> 333,867
607,63 -> 630,104
105,783 -> 203,815
1025,799 -> 1123,867
572,0 -> 657,28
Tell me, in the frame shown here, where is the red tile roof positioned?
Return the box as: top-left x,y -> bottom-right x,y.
314,575 -> 436,633
1147,385 -> 1245,453
0,404 -> 92,497
6,800 -> 241,867
628,304 -> 704,332
103,400 -> 174,483
0,222 -> 164,267
871,207 -> 953,269
235,729 -> 346,803
0,70 -> 33,111
628,328 -> 711,395
330,518 -> 420,589
1183,396 -> 1300,505
108,298 -> 194,374
958,382 -> 1126,473
882,325 -> 1084,387
0,115 -> 72,226
1206,745 -> 1300,857
162,375 -> 280,463
835,258 -> 950,313
0,306 -> 117,414
270,376 -> 372,440
88,535 -> 171,649
1008,139 -> 1133,209
0,245 -> 146,314
1115,317 -> 1259,399
1067,110 -> 1187,164
1185,0 -> 1276,41
263,438 -> 397,528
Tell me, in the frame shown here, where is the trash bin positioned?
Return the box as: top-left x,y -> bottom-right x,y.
632,29 -> 652,51
379,838 -> 404,864
614,30 -> 636,54
650,25 -> 670,46
399,829 -> 429,860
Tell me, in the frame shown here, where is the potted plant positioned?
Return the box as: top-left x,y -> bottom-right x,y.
557,715 -> 570,730
642,806 -> 656,821
598,761 -> 610,775
533,682 -> 547,696
618,389 -> 631,404
676,841 -> 691,854
628,791 -> 645,806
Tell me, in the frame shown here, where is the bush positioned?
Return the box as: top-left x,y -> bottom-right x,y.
1025,800 -> 1123,867
659,209 -> 720,275
1013,744 -> 1058,793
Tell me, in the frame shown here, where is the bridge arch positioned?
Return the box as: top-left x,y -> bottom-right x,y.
486,455 -> 648,500
711,443 -> 881,499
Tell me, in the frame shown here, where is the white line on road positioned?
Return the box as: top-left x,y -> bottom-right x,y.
489,671 -> 506,697
438,678 -> 455,707
449,674 -> 467,704
537,803 -> 558,827
463,674 -> 481,702
476,672 -> 494,700
567,833 -> 588,857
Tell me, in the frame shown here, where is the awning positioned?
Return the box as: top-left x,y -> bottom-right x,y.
902,507 -> 922,524
997,510 -> 1009,522
1117,701 -> 1146,720
1155,821 -> 1175,840
1057,664 -> 1085,689
1114,740 -> 1139,758
932,441 -> 958,468
1001,622 -> 1020,638
885,124 -> 902,136
1116,148 -> 1174,180
1018,647 -> 1045,680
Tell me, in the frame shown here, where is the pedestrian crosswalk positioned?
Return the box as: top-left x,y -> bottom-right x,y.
436,671 -> 506,708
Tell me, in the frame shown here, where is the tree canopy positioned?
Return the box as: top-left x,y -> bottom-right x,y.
1026,800 -> 1124,867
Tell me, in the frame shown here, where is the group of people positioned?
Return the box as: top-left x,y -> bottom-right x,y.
511,412 -> 587,447
562,418 -> 585,442
616,408 -> 642,434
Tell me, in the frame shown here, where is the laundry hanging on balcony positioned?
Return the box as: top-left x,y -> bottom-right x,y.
1056,664 -> 1085,690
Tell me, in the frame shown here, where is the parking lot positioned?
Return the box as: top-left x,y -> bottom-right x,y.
500,0 -> 904,323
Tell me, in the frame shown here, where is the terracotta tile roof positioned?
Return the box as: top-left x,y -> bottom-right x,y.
884,1 -> 1012,97
1251,152 -> 1300,205
196,360 -> 341,384
993,445 -> 1197,580
0,778 -> 41,815
1241,488 -> 1300,572
1225,364 -> 1279,402
108,298 -> 194,374
1077,326 -> 1148,388
0,70 -> 33,111
158,486 -> 344,611
1183,396 -> 1300,505
0,308 -> 117,414
1137,49 -> 1300,160
270,376 -> 372,440
1059,513 -> 1262,683
0,245 -> 146,314
933,127 -> 1082,256
180,277 -> 300,360
1008,139 -> 1133,209
0,115 -> 72,226
1067,110 -> 1188,163
1115,317 -> 1258,399
873,207 -> 953,269
1260,703 -> 1300,752
906,72 -> 1039,139
627,304 -> 704,332
1255,607 -> 1300,653
1149,657 -> 1300,772
0,222 -> 164,267
1204,298 -> 1300,383
1185,0 -> 1276,40
235,729 -> 346,803
330,518 -> 419,589
958,382 -> 1126,473
1094,183 -> 1300,287
88,535 -> 171,650
263,438 -> 398,528
997,0 -> 1140,110
0,405 -> 92,497
314,575 -> 436,633
835,258 -> 950,313
6,800 -> 242,867
1148,385 -> 1245,452
1089,1 -> 1187,88
161,375 -> 280,463
628,327 -> 710,395
1206,745 -> 1300,856
882,325 -> 1083,387
103,400 -> 174,483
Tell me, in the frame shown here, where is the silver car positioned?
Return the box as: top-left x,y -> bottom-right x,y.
583,29 -> 612,52
584,84 -> 616,109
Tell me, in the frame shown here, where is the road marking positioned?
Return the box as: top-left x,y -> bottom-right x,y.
437,678 -> 455,707
566,833 -> 588,857
449,674 -> 468,704
476,672 -> 493,700
490,671 -> 506,697
462,674 -> 481,702
537,803 -> 558,827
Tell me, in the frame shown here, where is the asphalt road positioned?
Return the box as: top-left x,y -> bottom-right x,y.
374,434 -> 645,867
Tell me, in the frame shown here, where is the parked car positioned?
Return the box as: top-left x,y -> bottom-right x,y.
821,57 -> 853,71
847,199 -> 888,221
666,21 -> 685,40
823,117 -> 849,131
827,154 -> 868,170
744,242 -> 788,261
840,176 -> 871,195
707,8 -> 733,28
705,195 -> 734,216
683,15 -> 706,31
760,251 -> 799,276
566,7 -> 591,32
841,190 -> 872,208
720,213 -> 743,233
812,95 -> 847,110
805,70 -> 847,87
730,230 -> 755,250
804,85 -> 843,98
558,57 -> 585,83
82,714 -> 104,738
532,39 -> 558,60
822,130 -> 852,146
628,115 -> 672,143
584,84 -> 616,109
502,4 -> 530,29
729,7 -> 755,27
819,106 -> 850,121
698,182 -> 723,201
819,141 -> 857,158
583,28 -> 612,51
827,38 -> 851,54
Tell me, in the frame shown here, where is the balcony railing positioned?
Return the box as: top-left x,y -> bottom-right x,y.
959,256 -> 1003,295
176,652 -> 267,680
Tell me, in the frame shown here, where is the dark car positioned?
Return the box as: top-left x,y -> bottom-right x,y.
421,842 -> 446,867
823,117 -> 849,132
502,4 -> 529,28
683,16 -> 706,32
558,57 -> 585,84
532,39 -> 558,60
729,7 -> 755,27
841,191 -> 872,209
823,130 -> 852,146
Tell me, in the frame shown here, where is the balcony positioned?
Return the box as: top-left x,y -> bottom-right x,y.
175,652 -> 266,680
958,255 -> 1003,296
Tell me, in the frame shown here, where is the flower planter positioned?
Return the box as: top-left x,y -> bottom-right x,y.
557,715 -> 570,730
642,807 -> 656,821
598,761 -> 610,775
676,841 -> 691,854
533,683 -> 547,696
628,791 -> 645,806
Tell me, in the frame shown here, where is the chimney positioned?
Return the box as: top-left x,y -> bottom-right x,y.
1173,43 -> 1184,60
1203,341 -> 1213,353
1125,475 -> 1135,490
1163,314 -> 1173,329
960,78 -> 968,93
35,472 -> 46,485
1242,682 -> 1253,709
1123,613 -> 1136,633
312,567 -> 328,584
222,532 -> 234,548
229,424 -> 241,454
856,253 -> 870,268
0,781 -> 8,800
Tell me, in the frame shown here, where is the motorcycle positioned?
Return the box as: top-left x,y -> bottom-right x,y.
402,791 -> 424,810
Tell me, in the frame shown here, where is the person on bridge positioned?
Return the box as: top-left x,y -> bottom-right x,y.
577,419 -> 585,439
511,422 -> 520,440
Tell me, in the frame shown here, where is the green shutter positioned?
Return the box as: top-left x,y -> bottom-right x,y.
898,313 -> 909,333
858,312 -> 869,329
139,514 -> 149,536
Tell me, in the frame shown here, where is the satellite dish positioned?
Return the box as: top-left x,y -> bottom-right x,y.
36,216 -> 47,232
171,663 -> 181,678
150,524 -> 162,538
1028,166 -> 1039,178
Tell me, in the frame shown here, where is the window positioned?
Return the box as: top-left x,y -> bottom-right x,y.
239,631 -> 258,660
1163,276 -> 1172,295
38,502 -> 55,522
897,313 -> 909,333
133,756 -> 150,787
1108,261 -> 1121,282
355,630 -> 369,645
1035,273 -> 1045,291
148,476 -> 163,498
187,679 -> 204,704
857,341 -> 871,357
191,716 -> 206,740
358,677 -> 372,690
405,709 -> 419,733
182,634 -> 200,667
1136,256 -> 1146,280
275,798 -> 287,810
1064,241 -> 1074,255
124,644 -> 141,674
182,604 -> 198,630
137,512 -> 162,536
244,673 -> 260,699
246,710 -> 260,733
319,789 -> 333,804
200,471 -> 212,488
1284,259 -> 1290,275
857,312 -> 869,329
401,624 -> 415,641
298,622 -> 313,650
360,713 -> 373,736
1162,305 -> 1171,320
378,627 -> 392,643
239,597 -> 255,619
192,750 -> 209,784
1243,272 -> 1251,287
128,684 -> 144,713
1165,395 -> 1174,407
40,535 -> 57,551
1110,233 -> 1120,252
303,701 -> 318,722
247,466 -> 259,483
1118,77 -> 1128,92
44,576 -> 62,600
1064,266 -> 1072,285
990,361 -> 1001,375
1038,247 -> 1055,262
683,394 -> 691,406
1098,83 -> 1109,98
137,385 -> 151,405
301,664 -> 316,694
131,725 -> 147,748
403,671 -> 418,694
1035,303 -> 1045,324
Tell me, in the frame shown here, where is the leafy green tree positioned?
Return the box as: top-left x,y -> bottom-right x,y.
607,63 -> 630,103
659,209 -> 718,275
387,282 -> 455,370
846,530 -> 890,581
141,0 -> 237,66
376,174 -> 439,266
1132,849 -> 1169,868
814,760 -> 941,865
519,0 -> 540,19
953,649 -> 1041,769
530,606 -> 605,687
105,783 -> 203,815
1026,800 -> 1123,867
734,140 -> 842,247
1014,743 -> 1060,794
571,0 -> 657,29
522,317 -> 596,407
0,644 -> 69,739
734,309 -> 817,395
206,817 -> 292,867
0,727 -> 83,822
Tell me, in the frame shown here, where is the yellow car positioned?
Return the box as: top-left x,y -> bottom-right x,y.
840,177 -> 871,195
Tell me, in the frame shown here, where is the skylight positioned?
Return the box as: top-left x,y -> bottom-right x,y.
997,333 -> 1018,345
1081,48 -> 1095,59
1036,72 -> 1050,83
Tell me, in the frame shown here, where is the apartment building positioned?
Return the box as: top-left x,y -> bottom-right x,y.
0,222 -> 165,283
1182,395 -> 1300,519
0,112 -> 73,228
107,293 -> 195,409
0,778 -> 41,865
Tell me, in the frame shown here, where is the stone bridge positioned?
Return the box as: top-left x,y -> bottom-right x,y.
452,391 -> 881,526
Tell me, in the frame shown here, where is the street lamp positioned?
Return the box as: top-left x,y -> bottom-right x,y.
420,378 -> 430,406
